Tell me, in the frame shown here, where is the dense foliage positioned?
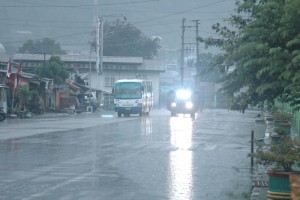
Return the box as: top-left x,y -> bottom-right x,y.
197,53 -> 222,82
34,56 -> 69,84
91,19 -> 160,59
250,136 -> 300,171
201,0 -> 300,110
18,38 -> 66,55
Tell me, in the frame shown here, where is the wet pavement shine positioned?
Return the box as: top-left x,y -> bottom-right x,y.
0,109 -> 266,200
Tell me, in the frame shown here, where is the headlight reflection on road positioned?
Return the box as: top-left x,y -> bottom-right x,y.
168,117 -> 193,200
169,117 -> 192,150
141,117 -> 152,136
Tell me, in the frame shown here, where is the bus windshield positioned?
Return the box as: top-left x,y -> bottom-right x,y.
114,82 -> 142,99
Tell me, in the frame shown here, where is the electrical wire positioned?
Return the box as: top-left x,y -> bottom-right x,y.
0,18 -> 227,30
0,22 -> 94,29
1,31 -> 92,44
0,0 -> 159,8
0,0 -> 230,28
133,0 -> 228,25
0,0 -> 229,46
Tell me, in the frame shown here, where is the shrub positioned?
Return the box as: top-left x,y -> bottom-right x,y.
250,137 -> 300,172
272,110 -> 293,121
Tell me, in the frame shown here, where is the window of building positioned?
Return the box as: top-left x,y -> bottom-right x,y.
105,76 -> 115,87
136,74 -> 147,79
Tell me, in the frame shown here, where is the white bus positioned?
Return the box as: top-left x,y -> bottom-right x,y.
113,79 -> 153,117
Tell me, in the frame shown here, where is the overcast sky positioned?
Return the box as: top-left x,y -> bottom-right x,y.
0,0 -> 236,54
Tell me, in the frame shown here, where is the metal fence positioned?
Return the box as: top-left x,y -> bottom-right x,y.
295,111 -> 300,137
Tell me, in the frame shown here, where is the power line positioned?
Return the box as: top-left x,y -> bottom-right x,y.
0,0 -> 230,28
0,16 -> 226,26
0,0 -> 159,8
3,0 -> 51,6
0,0 -> 229,46
0,20 -> 217,46
1,31 -> 92,44
3,0 -> 233,14
0,22 -> 94,29
0,18 -> 87,24
133,0 -> 228,25
1,26 -> 183,47
0,16 -> 227,31
92,9 -> 233,14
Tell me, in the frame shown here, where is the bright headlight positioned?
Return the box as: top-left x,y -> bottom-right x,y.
171,102 -> 177,107
185,101 -> 193,109
176,89 -> 192,100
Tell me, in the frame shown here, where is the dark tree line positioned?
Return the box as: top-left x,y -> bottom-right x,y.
18,38 -> 66,55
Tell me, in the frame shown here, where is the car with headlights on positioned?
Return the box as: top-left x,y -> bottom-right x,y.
167,89 -> 201,118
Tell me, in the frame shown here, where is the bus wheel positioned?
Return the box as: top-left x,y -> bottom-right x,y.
117,112 -> 122,117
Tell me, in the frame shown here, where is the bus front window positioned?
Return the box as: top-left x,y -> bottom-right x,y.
114,82 -> 142,99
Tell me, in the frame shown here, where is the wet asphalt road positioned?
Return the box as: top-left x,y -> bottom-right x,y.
0,109 -> 265,200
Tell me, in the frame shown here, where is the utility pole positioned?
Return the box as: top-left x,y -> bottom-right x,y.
96,17 -> 100,74
88,48 -> 93,111
192,20 -> 200,64
192,20 -> 200,82
180,18 -> 197,87
96,16 -> 103,75
180,18 -> 186,87
99,17 -> 103,75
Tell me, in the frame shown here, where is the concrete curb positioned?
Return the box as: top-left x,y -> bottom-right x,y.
251,187 -> 268,200
250,113 -> 270,200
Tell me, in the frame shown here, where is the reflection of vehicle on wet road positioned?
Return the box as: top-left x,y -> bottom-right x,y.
167,88 -> 201,118
0,84 -> 8,121
113,79 -> 153,117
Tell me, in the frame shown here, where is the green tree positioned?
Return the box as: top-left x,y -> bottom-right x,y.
34,56 -> 69,84
18,38 -> 66,55
201,0 -> 300,110
197,53 -> 222,82
90,19 -> 160,59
